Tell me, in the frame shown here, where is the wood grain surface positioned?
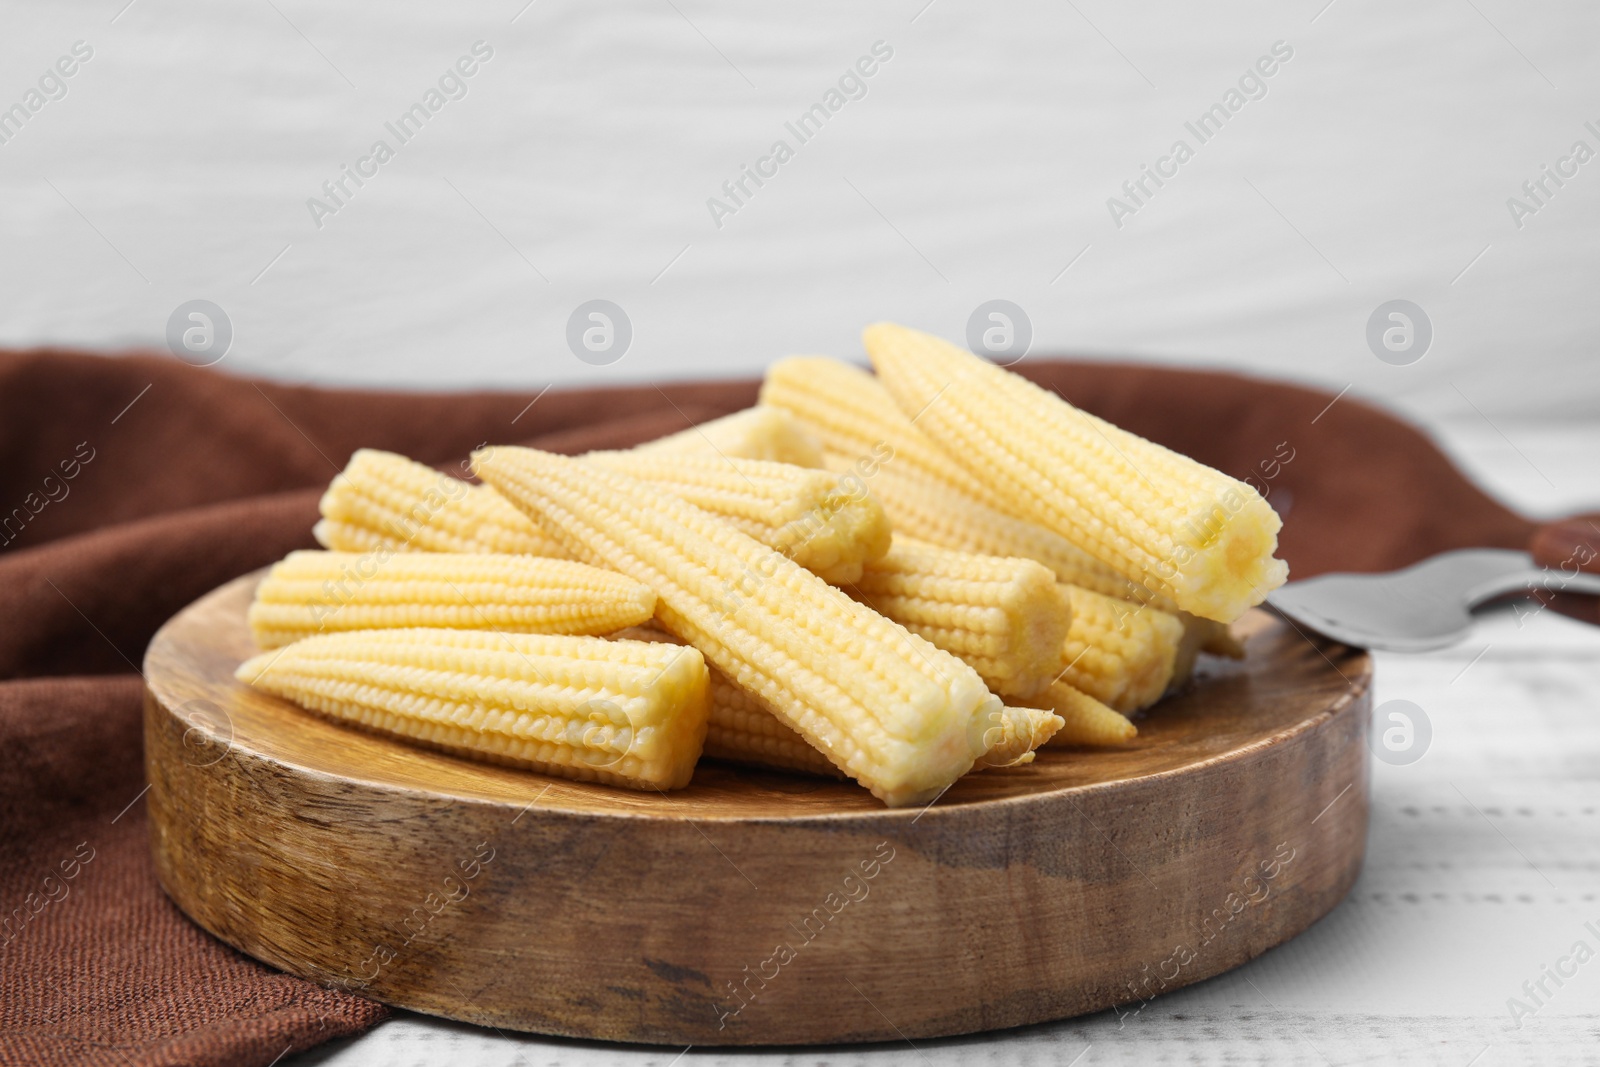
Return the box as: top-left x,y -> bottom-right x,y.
144,571 -> 1372,1046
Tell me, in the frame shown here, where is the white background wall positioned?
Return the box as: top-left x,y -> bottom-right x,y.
1,0 -> 1596,432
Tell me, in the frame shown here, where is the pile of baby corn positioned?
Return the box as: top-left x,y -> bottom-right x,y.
235,324 -> 1288,807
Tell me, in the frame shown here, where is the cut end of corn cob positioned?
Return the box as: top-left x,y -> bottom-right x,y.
1059,585 -> 1186,714
852,538 -> 1070,699
236,628 -> 710,790
636,405 -> 826,469
246,550 -> 656,649
1038,682 -> 1138,748
584,451 -> 891,585
474,444 -> 1010,807
863,323 -> 1288,623
319,449 -> 565,557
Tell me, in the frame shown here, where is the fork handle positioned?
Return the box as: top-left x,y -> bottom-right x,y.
1528,514 -> 1600,626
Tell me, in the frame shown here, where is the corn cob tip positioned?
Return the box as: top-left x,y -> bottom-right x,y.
635,405 -> 827,469
1040,682 -> 1138,748
1192,616 -> 1247,659
975,705 -> 1066,768
234,651 -> 272,686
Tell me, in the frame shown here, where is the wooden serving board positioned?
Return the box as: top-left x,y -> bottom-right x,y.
144,572 -> 1371,1046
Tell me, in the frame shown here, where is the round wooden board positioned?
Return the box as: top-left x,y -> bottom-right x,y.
144,571 -> 1371,1046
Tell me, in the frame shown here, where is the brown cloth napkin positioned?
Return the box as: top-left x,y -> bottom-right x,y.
0,349 -> 1551,1066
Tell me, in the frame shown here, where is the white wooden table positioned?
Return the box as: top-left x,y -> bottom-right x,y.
289,424 -> 1600,1065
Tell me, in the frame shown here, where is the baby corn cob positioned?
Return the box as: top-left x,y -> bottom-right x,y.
851,538 -> 1070,699
246,550 -> 657,649
1038,683 -> 1138,747
827,456 -> 1165,609
704,667 -> 849,778
758,352 -> 1152,604
1059,585 -> 1186,714
318,447 -> 886,585
475,446 -> 1015,807
706,683 -> 1060,776
1169,615 -> 1244,689
762,356 -> 999,505
608,625 -> 843,777
1186,615 -> 1246,660
829,449 -> 1235,667
636,405 -> 826,468
236,628 -> 711,790
584,452 -> 891,584
614,627 -> 1061,778
316,449 -> 563,557
864,323 -> 1288,623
